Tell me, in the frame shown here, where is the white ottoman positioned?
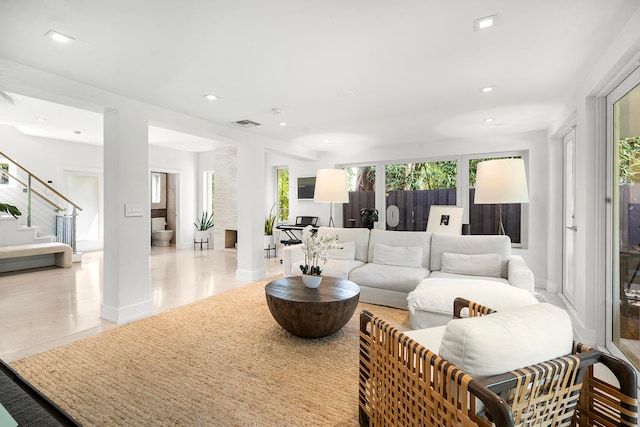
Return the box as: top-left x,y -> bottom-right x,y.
407,278 -> 539,329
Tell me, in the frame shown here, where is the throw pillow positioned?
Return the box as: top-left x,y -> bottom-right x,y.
439,303 -> 573,377
440,252 -> 502,277
327,241 -> 356,261
373,243 -> 423,268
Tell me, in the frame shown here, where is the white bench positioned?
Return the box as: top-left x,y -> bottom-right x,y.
0,243 -> 72,269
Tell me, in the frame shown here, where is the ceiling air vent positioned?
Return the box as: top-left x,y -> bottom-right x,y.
230,119 -> 261,128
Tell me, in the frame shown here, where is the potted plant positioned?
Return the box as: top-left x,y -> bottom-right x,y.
299,225 -> 340,288
264,203 -> 276,249
194,211 -> 214,242
0,203 -> 21,218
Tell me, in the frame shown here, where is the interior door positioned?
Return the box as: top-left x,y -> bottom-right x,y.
563,129 -> 576,307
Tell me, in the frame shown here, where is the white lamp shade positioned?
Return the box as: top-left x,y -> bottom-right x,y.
314,169 -> 349,203
474,158 -> 529,204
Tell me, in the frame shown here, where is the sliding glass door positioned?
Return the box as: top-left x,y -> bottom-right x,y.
610,66 -> 640,369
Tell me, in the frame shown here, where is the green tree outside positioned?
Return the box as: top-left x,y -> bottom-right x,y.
385,161 -> 457,190
618,137 -> 640,184
277,168 -> 289,221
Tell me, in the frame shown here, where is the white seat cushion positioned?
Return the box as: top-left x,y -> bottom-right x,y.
428,271 -> 509,284
407,278 -> 538,315
439,303 -> 573,377
404,326 -> 446,354
349,263 -> 429,292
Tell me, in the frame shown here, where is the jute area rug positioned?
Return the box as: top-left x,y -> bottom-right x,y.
11,276 -> 410,426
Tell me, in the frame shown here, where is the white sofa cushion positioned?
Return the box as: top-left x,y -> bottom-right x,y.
430,233 -> 510,277
373,243 -> 423,268
328,241 -> 356,260
367,229 -> 431,268
407,278 -> 538,315
316,227 -> 370,262
439,303 -> 573,377
349,263 -> 429,293
404,325 -> 446,354
428,271 -> 509,284
441,252 -> 502,277
291,259 -> 365,279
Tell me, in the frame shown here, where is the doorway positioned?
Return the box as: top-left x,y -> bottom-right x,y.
609,65 -> 640,368
65,170 -> 103,252
562,129 -> 576,307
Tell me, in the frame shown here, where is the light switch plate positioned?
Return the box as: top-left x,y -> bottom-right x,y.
124,203 -> 143,217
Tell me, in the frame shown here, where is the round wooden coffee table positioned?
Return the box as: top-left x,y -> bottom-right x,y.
265,276 -> 360,338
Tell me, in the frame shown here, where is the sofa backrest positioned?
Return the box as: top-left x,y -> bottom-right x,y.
429,233 -> 511,277
317,227 -> 371,262
367,229 -> 432,269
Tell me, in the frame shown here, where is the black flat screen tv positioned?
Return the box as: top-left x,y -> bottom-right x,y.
297,176 -> 316,200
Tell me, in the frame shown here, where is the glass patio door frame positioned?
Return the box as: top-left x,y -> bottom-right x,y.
605,65 -> 640,360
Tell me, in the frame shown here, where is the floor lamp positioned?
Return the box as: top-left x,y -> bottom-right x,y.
314,169 -> 349,227
474,158 -> 529,235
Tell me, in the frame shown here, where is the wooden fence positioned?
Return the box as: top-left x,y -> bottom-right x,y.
342,189 -> 521,243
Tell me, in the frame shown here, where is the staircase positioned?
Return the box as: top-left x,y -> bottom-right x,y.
0,216 -> 55,245
0,150 -> 82,272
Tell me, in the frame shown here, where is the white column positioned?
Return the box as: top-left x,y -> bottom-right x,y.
236,142 -> 267,282
101,108 -> 152,324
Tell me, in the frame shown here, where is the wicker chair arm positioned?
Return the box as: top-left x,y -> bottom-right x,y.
453,297 -> 497,319
359,310 -> 513,427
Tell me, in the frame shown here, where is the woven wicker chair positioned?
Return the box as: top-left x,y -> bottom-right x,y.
359,298 -> 638,427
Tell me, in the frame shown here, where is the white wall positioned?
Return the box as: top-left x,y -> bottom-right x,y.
267,130 -> 549,286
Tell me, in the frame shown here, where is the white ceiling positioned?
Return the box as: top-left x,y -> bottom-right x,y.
0,0 -> 638,153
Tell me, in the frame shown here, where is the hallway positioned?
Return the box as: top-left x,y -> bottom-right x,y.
0,247 -> 283,362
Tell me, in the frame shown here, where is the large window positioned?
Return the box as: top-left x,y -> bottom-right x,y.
468,156 -> 523,244
343,166 -> 376,228
385,161 -> 457,231
277,168 -> 289,222
341,153 -> 527,240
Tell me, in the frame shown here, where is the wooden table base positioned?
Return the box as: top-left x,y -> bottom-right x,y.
265,276 -> 360,338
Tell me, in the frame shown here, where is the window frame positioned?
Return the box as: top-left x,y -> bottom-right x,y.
339,150 -> 529,248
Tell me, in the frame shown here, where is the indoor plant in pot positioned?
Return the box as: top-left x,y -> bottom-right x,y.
264,203 -> 276,249
299,225 -> 340,288
194,211 -> 214,242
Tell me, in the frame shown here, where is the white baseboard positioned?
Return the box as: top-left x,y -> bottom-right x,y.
100,299 -> 152,325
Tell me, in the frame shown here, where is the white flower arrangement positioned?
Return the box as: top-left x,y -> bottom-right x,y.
299,225 -> 341,277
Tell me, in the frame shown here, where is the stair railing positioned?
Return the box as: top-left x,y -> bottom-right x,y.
0,150 -> 82,253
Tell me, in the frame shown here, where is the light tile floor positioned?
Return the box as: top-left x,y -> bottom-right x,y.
0,246 -> 283,362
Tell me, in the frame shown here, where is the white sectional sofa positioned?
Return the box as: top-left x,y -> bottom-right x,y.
282,227 -> 538,326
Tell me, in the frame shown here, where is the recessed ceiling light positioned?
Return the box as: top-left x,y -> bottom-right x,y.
203,94 -> 219,101
480,86 -> 495,93
339,90 -> 355,97
45,30 -> 75,44
473,14 -> 497,31
74,130 -> 82,134
484,117 -> 495,123
279,122 -> 287,127
322,138 -> 330,143
272,108 -> 283,114
35,117 -> 47,122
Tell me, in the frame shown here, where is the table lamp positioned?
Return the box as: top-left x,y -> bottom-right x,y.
474,158 -> 529,235
314,169 -> 349,227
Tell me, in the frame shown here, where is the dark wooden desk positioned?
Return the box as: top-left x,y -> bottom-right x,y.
265,276 -> 360,338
